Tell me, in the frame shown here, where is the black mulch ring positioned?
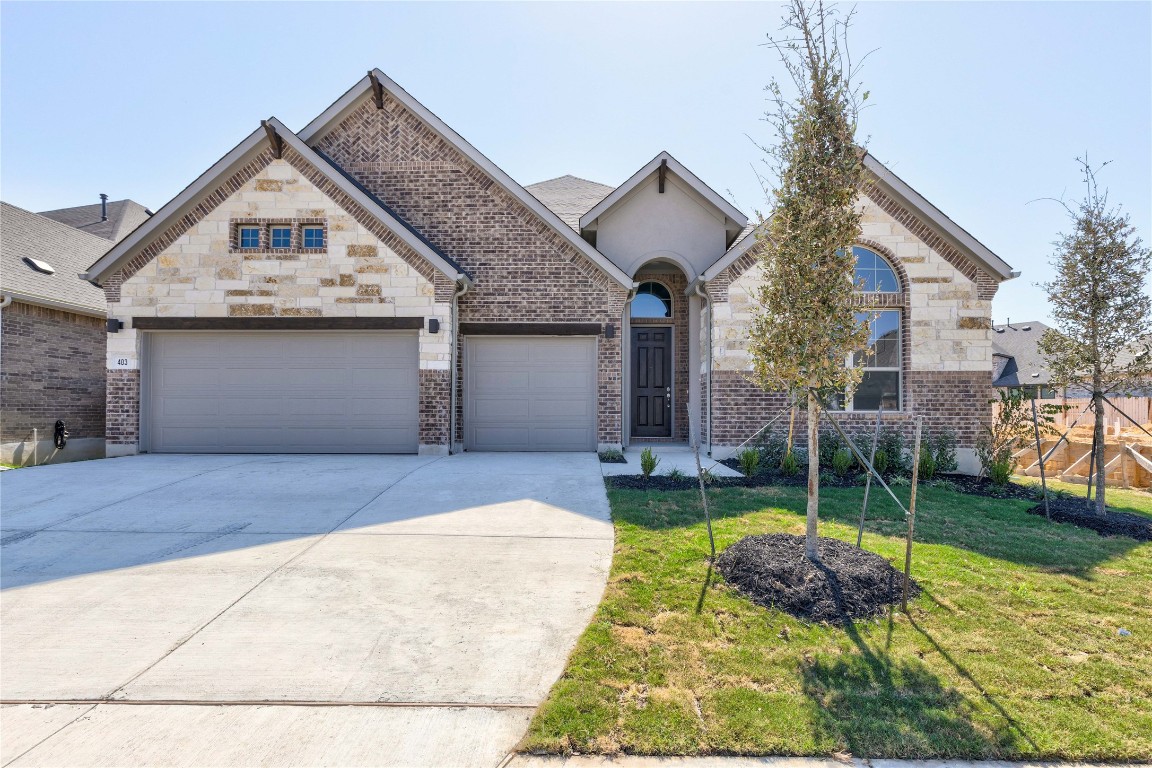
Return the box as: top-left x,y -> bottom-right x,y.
716,533 -> 917,625
936,473 -> 1040,501
1027,497 -> 1152,541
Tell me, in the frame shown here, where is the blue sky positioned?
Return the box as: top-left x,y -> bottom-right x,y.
2,1 -> 1148,325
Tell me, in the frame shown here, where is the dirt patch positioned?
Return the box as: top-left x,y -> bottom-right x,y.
716,533 -> 916,624
1027,497 -> 1152,541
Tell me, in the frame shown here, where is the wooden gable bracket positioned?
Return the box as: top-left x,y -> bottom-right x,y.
261,120 -> 284,159
368,70 -> 385,109
658,159 -> 667,193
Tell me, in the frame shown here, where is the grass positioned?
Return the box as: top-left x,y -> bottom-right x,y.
521,479 -> 1152,760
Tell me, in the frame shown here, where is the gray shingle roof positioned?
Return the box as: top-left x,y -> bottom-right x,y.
38,199 -> 152,243
525,175 -> 615,231
991,320 -> 1052,387
1,202 -> 111,314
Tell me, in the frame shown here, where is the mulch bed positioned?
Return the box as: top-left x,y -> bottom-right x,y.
598,452 -> 628,464
607,470 -> 858,492
716,533 -> 917,624
935,473 -> 1040,501
1027,497 -> 1152,541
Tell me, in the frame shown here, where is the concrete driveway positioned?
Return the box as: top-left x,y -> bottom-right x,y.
1,453 -> 613,767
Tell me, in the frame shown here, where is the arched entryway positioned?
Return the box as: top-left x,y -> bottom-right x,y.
627,261 -> 691,442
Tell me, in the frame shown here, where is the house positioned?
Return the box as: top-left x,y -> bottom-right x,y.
81,70 -> 1017,473
0,203 -> 114,465
992,320 -> 1056,397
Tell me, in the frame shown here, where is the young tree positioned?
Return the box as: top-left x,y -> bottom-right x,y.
1038,159 -> 1152,515
749,0 -> 870,561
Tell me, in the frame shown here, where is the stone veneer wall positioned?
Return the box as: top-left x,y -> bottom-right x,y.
313,95 -> 629,447
706,191 -> 997,471
104,156 -> 453,454
1,301 -> 107,453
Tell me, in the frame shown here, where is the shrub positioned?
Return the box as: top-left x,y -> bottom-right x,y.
666,467 -> 687,482
780,450 -> 800,476
640,447 -> 660,478
817,428 -> 845,469
988,458 -> 1014,485
876,429 -> 909,475
832,448 -> 853,476
918,444 -> 937,481
755,432 -> 788,469
930,430 -> 958,474
738,448 -> 761,477
871,448 -> 890,476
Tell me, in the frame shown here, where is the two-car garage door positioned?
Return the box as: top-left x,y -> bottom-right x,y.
146,332 -> 418,453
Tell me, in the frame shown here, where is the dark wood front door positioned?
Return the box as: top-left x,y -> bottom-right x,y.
631,327 -> 672,437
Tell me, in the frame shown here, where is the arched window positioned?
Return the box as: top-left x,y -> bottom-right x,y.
631,281 -> 672,318
853,246 -> 900,293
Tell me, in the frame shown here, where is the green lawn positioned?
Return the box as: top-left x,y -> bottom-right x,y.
521,479 -> 1152,759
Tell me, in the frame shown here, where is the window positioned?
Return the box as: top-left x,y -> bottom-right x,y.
631,281 -> 672,318
850,310 -> 901,410
302,226 -> 325,249
270,226 -> 292,249
853,246 -> 900,293
238,226 -> 260,249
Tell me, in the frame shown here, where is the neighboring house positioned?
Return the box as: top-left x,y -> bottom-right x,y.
39,196 -> 153,243
0,203 -> 113,465
82,70 -> 1017,473
992,321 -> 1056,397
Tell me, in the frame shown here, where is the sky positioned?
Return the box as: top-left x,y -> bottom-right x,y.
2,1 -> 1149,326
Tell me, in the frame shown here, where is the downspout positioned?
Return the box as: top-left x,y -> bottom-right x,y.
449,276 -> 471,454
621,285 -> 638,449
694,281 -> 712,456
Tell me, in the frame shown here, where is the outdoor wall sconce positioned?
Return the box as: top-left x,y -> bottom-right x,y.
107,319 -> 123,333
427,318 -> 440,334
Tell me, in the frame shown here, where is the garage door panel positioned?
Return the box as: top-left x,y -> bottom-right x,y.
465,337 -> 596,452
147,332 -> 418,454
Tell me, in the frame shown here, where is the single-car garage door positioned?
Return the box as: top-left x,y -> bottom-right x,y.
146,331 -> 418,453
465,336 -> 597,451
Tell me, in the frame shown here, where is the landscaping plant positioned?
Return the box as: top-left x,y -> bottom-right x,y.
639,447 -> 660,479
749,0 -> 870,560
738,448 -> 762,477
929,429 -> 958,474
918,443 -> 937,481
832,448 -> 854,476
1037,159 -> 1152,515
780,449 -> 801,477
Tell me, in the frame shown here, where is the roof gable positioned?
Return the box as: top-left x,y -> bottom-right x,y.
578,152 -> 748,244
298,70 -> 632,289
699,152 -> 1017,288
84,119 -> 469,287
1,202 -> 110,315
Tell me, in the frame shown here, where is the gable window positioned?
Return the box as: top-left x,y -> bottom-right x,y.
631,281 -> 672,318
231,219 -> 327,254
270,226 -> 292,249
302,226 -> 325,249
854,245 -> 900,293
238,226 -> 261,249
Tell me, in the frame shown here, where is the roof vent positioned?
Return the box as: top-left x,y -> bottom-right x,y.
1031,373 -> 1041,378
22,257 -> 55,274
100,193 -> 109,222
1022,325 -> 1032,331
995,327 -> 1005,333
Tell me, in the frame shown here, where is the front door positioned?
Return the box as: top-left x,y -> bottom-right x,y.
631,327 -> 672,437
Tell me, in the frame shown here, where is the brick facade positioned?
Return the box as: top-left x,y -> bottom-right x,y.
0,301 -> 106,444
314,95 -> 629,446
106,369 -> 140,447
